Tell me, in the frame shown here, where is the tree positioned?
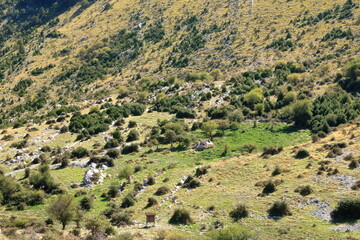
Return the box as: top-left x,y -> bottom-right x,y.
48,195 -> 75,230
201,121 -> 218,140
244,88 -> 263,108
165,129 -> 177,147
210,69 -> 222,81
85,215 -> 109,239
292,100 -> 313,126
126,129 -> 139,142
217,120 -> 230,136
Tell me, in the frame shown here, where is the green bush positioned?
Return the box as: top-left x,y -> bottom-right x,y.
331,199 -> 360,221
210,226 -> 252,240
121,193 -> 136,208
229,204 -> 249,221
262,181 -> 276,194
295,149 -> 310,159
154,187 -> 170,196
169,209 -> 192,225
80,196 -> 93,211
295,185 -> 313,196
126,130 -> 139,142
268,201 -> 292,217
71,147 -> 89,158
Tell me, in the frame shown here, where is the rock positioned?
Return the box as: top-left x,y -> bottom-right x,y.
99,165 -> 108,171
193,140 -> 215,151
82,168 -> 105,186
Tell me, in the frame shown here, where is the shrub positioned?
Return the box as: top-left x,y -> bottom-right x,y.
145,197 -> 158,208
147,176 -> 156,185
295,185 -> 313,196
295,149 -> 310,159
195,166 -> 210,177
262,146 -> 283,157
262,181 -> 276,194
272,166 -> 283,176
154,187 -> 170,196
118,165 -> 133,180
80,196 -> 93,211
71,147 -> 89,158
349,160 -> 359,169
126,130 -> 140,142
104,139 -> 120,149
106,149 -> 120,159
122,144 -> 140,154
169,209 -> 192,225
239,143 -> 257,153
128,121 -> 137,128
267,201 -> 292,217
210,226 -> 252,240
107,185 -> 120,198
110,212 -> 132,226
229,204 -> 249,221
121,193 -> 136,208
331,199 -> 360,221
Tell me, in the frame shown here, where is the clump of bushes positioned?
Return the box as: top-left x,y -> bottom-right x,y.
80,196 -> 93,211
169,209 -> 192,225
331,199 -> 360,221
126,130 -> 139,142
261,146 -> 283,157
71,147 -> 89,158
145,197 -> 158,208
262,181 -> 277,194
122,144 -> 140,154
268,201 -> 292,217
295,149 -> 310,159
121,193 -> 136,208
229,204 -> 249,221
182,176 -> 200,189
154,187 -> 170,196
239,143 -> 257,153
295,185 -> 313,196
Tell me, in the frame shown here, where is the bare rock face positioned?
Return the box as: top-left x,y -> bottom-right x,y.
193,140 -> 215,151
82,164 -> 108,186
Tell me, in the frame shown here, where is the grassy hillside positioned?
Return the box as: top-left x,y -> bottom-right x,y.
0,0 -> 359,239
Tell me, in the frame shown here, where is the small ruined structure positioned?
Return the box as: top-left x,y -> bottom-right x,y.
193,140 -> 215,151
145,213 -> 156,226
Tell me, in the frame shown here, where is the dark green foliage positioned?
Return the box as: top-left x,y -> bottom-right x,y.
321,28 -> 354,41
263,181 -> 276,194
122,144 -> 140,154
268,201 -> 292,217
144,21 -> 165,43
69,111 -> 110,135
106,149 -> 120,159
30,64 -> 55,76
121,193 -> 136,208
338,59 -> 360,94
266,37 -> 294,51
293,0 -> 357,27
13,79 -> 33,93
295,149 -> 310,159
349,160 -> 360,169
104,139 -> 120,149
154,187 -> 170,196
154,94 -> 194,113
331,199 -> 360,221
107,185 -> 119,198
29,165 -> 58,193
126,129 -> 139,142
175,107 -> 197,119
272,166 -> 283,176
182,176 -> 200,189
80,196 -> 93,211
262,146 -> 283,157
295,185 -> 313,196
169,209 -> 192,225
229,204 -> 249,221
71,147 -> 89,158
89,156 -> 114,167
145,197 -> 157,208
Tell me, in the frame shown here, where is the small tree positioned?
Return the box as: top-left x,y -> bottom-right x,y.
126,129 -> 139,142
48,195 -> 75,230
210,69 -> 222,81
202,121 -> 218,140
85,215 -> 109,239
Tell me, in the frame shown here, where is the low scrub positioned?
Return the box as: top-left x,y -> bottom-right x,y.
331,199 -> 360,221
169,209 -> 192,225
268,201 -> 292,217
